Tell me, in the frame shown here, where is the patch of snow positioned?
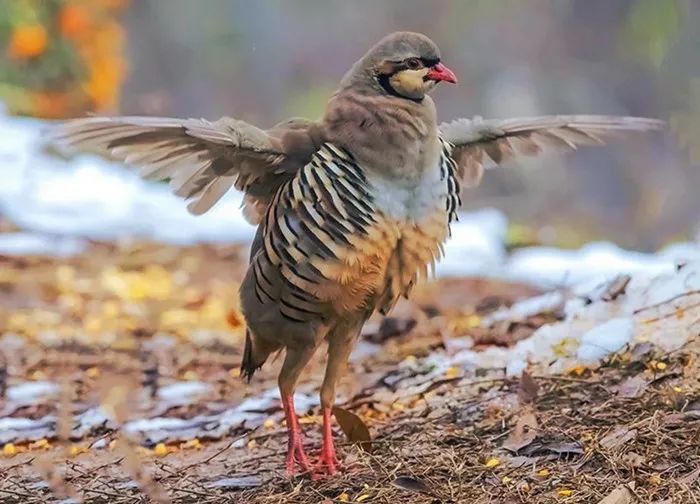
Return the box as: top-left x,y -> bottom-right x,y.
503,242 -> 691,288
439,259 -> 700,376
436,208 -> 508,277
576,317 -> 635,362
0,232 -> 86,257
483,291 -> 564,325
157,381 -> 213,403
7,381 -> 59,403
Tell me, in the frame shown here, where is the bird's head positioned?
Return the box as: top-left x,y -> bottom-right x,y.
341,32 -> 457,102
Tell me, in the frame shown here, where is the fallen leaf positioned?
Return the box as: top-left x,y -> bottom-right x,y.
332,406 -> 372,453
391,476 -> 434,495
518,371 -> 539,404
680,466 -> 700,486
208,476 -> 262,489
365,316 -> 417,343
485,457 -> 501,468
621,451 -> 645,468
502,455 -> 540,468
597,484 -> 634,504
520,440 -> 583,458
615,376 -> 648,399
601,275 -> 631,302
503,410 -> 538,453
600,427 -> 637,450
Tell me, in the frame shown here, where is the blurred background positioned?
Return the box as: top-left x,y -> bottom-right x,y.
0,0 -> 698,249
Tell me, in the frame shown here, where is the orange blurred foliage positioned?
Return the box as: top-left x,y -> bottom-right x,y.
7,24 -> 48,60
1,0 -> 130,118
32,91 -> 73,119
58,5 -> 93,41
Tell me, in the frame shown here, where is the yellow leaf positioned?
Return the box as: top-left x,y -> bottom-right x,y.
180,439 -> 201,450
558,489 -> 573,497
444,366 -> 460,379
69,445 -> 87,457
485,457 -> 500,468
338,492 -> 350,502
29,439 -> 50,450
263,418 -> 276,429
567,365 -> 587,376
538,468 -> 550,477
154,443 -> 168,457
229,368 -> 241,378
247,439 -> 257,449
3,443 -> 16,457
356,495 -> 370,502
502,476 -> 513,485
655,361 -> 667,370
183,370 -> 199,381
86,367 -> 100,378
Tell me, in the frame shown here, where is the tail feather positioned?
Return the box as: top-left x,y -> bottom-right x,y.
241,331 -> 260,382
240,330 -> 279,382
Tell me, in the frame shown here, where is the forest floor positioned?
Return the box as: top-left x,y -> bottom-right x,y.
0,238 -> 699,503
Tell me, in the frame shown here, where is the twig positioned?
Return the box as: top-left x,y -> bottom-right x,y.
180,428 -> 258,471
633,290 -> 700,315
642,300 -> 700,324
0,457 -> 35,475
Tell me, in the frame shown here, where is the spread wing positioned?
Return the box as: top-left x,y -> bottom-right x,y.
439,115 -> 664,188
54,116 -> 319,220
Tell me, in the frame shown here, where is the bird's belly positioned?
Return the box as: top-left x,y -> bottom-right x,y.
313,208 -> 449,315
316,167 -> 451,315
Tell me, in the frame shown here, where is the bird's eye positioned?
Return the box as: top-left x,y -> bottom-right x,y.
406,58 -> 422,70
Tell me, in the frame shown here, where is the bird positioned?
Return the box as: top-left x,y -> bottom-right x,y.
55,32 -> 663,477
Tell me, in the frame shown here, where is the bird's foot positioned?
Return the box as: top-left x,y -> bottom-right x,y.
285,433 -> 312,476
282,393 -> 312,476
312,406 -> 339,477
312,441 -> 339,477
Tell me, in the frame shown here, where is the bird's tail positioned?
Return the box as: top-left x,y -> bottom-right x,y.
240,330 -> 278,382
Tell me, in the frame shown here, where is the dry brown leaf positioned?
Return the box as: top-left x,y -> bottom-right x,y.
332,406 -> 372,453
597,483 -> 634,504
520,440 -> 583,457
518,371 -> 539,404
391,475 -> 434,495
615,375 -> 649,399
621,451 -> 646,468
503,409 -> 538,453
679,466 -> 700,486
601,274 -> 632,302
600,427 -> 637,450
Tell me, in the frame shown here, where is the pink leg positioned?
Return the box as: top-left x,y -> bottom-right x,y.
282,394 -> 311,475
314,406 -> 339,476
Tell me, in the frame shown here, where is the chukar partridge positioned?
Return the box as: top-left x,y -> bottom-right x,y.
56,32 -> 663,476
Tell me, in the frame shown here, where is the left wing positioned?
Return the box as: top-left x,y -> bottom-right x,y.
439,115 -> 664,188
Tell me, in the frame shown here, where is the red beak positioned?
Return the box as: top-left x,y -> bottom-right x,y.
426,62 -> 458,84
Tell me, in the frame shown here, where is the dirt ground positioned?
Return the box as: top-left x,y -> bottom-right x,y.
0,240 -> 699,503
